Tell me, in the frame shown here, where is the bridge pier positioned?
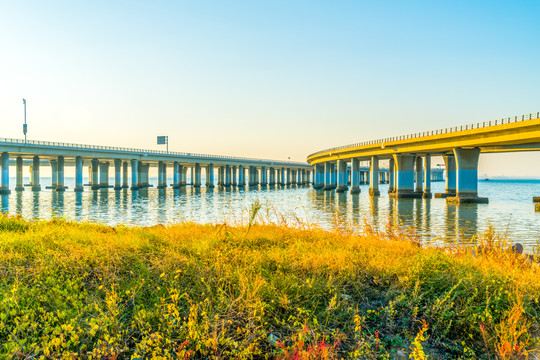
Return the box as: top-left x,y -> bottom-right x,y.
173,162 -> 180,188
181,166 -> 187,186
99,162 -> 110,189
191,163 -> 200,188
224,165 -> 231,187
16,156 -> 24,192
130,159 -> 138,190
1,152 -> 10,195
269,167 -> 275,186
369,156 -> 380,196
313,164 -> 324,189
137,162 -> 145,188
114,159 -> 123,190
56,156 -> 66,191
122,161 -> 129,189
90,159 -> 100,190
391,154 -> 421,198
388,158 -> 395,194
261,166 -> 267,186
423,154 -> 432,198
232,166 -> 237,187
217,167 -> 223,186
48,160 -> 58,190
238,165 -> 245,187
435,154 -> 456,198
158,161 -> 168,188
323,162 -> 336,190
336,159 -> 348,193
415,157 -> 423,195
351,159 -> 360,194
206,164 -> 214,188
446,147 -> 488,204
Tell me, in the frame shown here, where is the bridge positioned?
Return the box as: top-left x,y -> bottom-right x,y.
307,112 -> 540,203
0,138 -> 312,194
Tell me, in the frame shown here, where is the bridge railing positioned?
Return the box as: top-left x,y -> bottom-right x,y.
0,137 -> 308,167
309,112 -> 540,157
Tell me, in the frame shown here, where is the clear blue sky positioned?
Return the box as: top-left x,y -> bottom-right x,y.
1,1 -> 539,176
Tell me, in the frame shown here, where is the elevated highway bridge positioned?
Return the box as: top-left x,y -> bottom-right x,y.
307,112 -> 540,203
0,138 -> 312,194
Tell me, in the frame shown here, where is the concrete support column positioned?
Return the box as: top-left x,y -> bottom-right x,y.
130,159 -> 138,190
217,167 -> 223,186
351,158 -> 360,194
16,156 -> 24,192
224,165 -> 231,187
248,166 -> 254,186
336,159 -> 348,193
269,168 -> 275,185
313,164 -> 324,189
436,154 -> 456,198
323,162 -> 335,190
144,164 -> 150,187
181,167 -> 187,186
159,162 -> 168,188
261,166 -> 267,186
388,158 -> 395,194
391,154 -> 420,198
91,159 -> 100,190
49,160 -> 58,190
447,147 -> 488,204
206,164 -> 215,188
369,156 -> 380,196
238,165 -> 245,187
286,168 -> 291,185
193,163 -> 201,188
444,154 -> 456,195
173,162 -> 180,188
114,159 -> 122,190
0,152 -> 10,195
99,162 -> 110,189
232,166 -> 237,186
423,154 -> 432,198
162,162 -> 168,188
56,156 -> 66,192
32,156 -> 41,191
415,157 -> 423,193
122,162 -> 129,189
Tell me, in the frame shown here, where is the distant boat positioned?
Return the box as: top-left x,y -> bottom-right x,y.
484,178 -> 490,181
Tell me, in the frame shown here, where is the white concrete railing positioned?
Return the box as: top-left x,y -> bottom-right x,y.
309,112 -> 540,157
0,137 -> 308,167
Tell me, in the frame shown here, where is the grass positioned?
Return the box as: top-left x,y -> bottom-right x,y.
0,212 -> 538,359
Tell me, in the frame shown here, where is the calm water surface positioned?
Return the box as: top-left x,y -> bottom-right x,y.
2,178 -> 540,250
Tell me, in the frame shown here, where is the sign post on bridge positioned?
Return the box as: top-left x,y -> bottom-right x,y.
157,136 -> 168,153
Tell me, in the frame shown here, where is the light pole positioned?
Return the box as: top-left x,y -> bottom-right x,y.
22,98 -> 27,143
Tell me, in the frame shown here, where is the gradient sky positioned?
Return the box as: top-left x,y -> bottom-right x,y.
1,1 -> 539,176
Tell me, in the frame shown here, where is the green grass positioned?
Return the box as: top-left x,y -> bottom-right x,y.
0,214 -> 538,359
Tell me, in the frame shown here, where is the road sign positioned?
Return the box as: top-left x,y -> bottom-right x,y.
157,136 -> 168,145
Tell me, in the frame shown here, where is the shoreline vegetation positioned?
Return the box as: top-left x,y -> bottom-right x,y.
0,208 -> 539,359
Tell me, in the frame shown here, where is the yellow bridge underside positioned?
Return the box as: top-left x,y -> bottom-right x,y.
307,118 -> 540,165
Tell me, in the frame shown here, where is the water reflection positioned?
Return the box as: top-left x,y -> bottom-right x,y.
1,195 -> 8,213
1,180 -> 540,249
455,204 -> 478,242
